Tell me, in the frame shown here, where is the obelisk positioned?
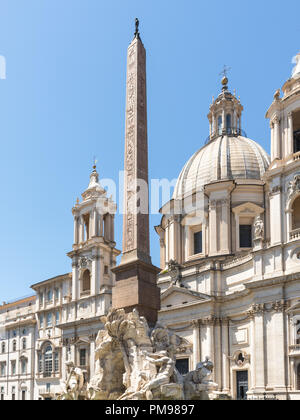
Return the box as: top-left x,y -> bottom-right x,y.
112,19 -> 160,326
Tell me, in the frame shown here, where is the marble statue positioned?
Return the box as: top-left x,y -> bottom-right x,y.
58,362 -> 87,400
254,216 -> 264,240
292,53 -> 300,78
84,308 -> 216,400
183,357 -> 217,400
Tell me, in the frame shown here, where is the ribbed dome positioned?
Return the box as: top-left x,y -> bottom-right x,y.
173,135 -> 270,199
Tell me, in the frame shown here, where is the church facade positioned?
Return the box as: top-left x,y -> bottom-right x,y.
155,66 -> 300,400
0,29 -> 300,399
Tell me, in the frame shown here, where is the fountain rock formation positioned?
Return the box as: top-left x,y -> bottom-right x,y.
84,308 -> 216,400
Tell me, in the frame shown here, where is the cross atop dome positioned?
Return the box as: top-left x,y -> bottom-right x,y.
219,65 -> 231,91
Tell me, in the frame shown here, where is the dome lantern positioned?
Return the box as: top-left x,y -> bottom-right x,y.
208,75 -> 244,142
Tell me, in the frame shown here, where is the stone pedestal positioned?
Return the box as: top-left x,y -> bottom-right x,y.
112,260 -> 161,326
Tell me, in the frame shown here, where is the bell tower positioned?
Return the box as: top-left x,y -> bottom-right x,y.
68,164 -> 120,312
266,53 -> 300,163
266,54 -> 300,247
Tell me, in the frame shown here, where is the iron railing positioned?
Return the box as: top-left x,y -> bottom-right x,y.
205,128 -> 248,144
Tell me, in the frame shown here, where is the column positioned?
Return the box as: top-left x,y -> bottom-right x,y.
233,109 -> 237,133
214,318 -> 222,391
192,320 -> 201,370
272,306 -> 287,391
90,341 -> 95,379
235,214 -> 240,251
110,214 -> 115,242
99,215 -> 104,237
270,122 -> 275,161
254,307 -> 265,391
209,200 -> 217,255
61,346 -> 67,380
72,260 -> 78,301
249,313 -> 255,392
165,223 -> 169,263
73,217 -> 79,244
220,199 -> 230,254
269,185 -> 283,246
79,216 -> 85,243
91,209 -> 97,237
273,116 -> 281,160
212,114 -> 216,137
91,255 -> 97,296
288,112 -> 294,155
222,318 -> 230,392
160,238 -> 166,270
168,218 -> 175,261
222,109 -> 226,132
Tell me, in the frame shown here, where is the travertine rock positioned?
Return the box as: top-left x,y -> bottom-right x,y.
86,308 -> 216,400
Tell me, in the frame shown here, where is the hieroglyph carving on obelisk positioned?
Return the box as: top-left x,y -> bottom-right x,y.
122,25 -> 150,263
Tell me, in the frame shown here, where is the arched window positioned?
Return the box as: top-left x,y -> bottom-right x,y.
226,114 -> 232,134
44,345 -> 53,377
1,342 -> 5,354
82,270 -> 91,293
218,116 -> 222,135
12,340 -> 16,352
292,196 -> 300,230
297,364 -> 300,390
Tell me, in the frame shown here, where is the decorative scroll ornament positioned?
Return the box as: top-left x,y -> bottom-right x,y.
79,257 -> 92,269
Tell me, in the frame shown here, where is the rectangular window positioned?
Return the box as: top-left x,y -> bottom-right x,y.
47,313 -> 52,328
79,349 -> 86,367
55,288 -> 59,301
239,225 -> 252,248
11,361 -> 16,376
0,363 -> 6,376
12,386 -> 15,400
21,360 -> 26,375
55,311 -> 60,325
175,358 -> 189,375
193,231 -> 203,255
40,314 -> 44,329
294,130 -> 300,154
46,383 -> 51,393
54,352 -> 59,372
47,290 -> 53,303
0,387 -> 4,400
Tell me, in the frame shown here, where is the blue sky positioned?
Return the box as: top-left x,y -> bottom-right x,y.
0,0 -> 299,302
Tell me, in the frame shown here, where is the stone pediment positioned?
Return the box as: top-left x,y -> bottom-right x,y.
161,285 -> 210,308
232,202 -> 264,215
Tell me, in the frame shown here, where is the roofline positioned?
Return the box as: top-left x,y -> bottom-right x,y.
0,295 -> 36,310
30,273 -> 72,290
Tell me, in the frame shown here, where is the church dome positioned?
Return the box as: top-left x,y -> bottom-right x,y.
173,134 -> 270,199
173,76 -> 270,200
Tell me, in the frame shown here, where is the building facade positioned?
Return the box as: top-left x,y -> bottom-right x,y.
155,59 -> 300,400
0,167 -> 120,400
0,35 -> 300,399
